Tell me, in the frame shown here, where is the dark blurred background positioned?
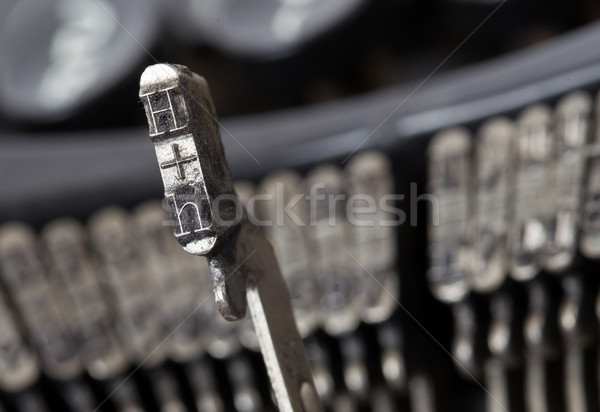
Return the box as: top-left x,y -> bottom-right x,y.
3,0 -> 600,226
1,0 -> 598,132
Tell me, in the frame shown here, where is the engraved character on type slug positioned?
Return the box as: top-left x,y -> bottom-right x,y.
166,187 -> 212,237
142,87 -> 187,136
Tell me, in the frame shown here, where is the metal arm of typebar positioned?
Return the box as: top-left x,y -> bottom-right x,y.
139,63 -> 322,412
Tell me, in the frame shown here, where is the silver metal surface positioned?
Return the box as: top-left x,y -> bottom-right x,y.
345,151 -> 399,323
42,218 -> 128,380
427,128 -> 471,303
377,322 -> 406,394
169,222 -> 240,360
580,91 -> 600,258
140,63 -> 322,412
88,207 -> 168,368
139,63 -> 236,258
304,336 -> 335,405
257,172 -> 320,337
523,280 -> 562,412
233,181 -> 260,352
340,334 -> 370,402
451,300 -> 480,378
544,92 -> 591,272
485,292 -> 522,412
470,118 -> 515,293
132,202 -> 206,362
305,165 -> 362,336
0,280 -> 39,392
0,223 -> 82,381
510,105 -> 553,282
559,273 -> 595,412
487,292 -> 521,367
484,359 -> 510,412
210,221 -> 322,412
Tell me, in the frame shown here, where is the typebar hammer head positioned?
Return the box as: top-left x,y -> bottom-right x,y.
140,63 -> 237,256
140,63 -> 246,320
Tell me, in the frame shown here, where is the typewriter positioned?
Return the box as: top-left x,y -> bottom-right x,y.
1,1 -> 600,411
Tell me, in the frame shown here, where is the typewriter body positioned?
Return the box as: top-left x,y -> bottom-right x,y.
1,1 -> 600,411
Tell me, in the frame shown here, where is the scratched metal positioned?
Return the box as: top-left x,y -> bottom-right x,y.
140,63 -> 322,412
140,64 -> 237,256
140,63 -> 245,321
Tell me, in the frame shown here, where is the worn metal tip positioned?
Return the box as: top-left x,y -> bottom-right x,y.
139,64 -> 181,94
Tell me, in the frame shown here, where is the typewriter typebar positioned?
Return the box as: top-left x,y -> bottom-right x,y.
89,207 -> 169,369
427,90 -> 600,412
305,164 -> 363,336
0,140 -> 402,411
484,290 -> 524,412
140,63 -> 322,412
427,128 -> 471,304
581,92 -> 600,258
0,289 -> 39,393
544,93 -> 591,273
43,219 -> 129,380
559,272 -> 597,412
231,180 -> 261,353
0,224 -> 82,381
256,172 -> 320,338
470,118 -> 515,293
345,151 -> 399,324
511,105 -> 554,282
